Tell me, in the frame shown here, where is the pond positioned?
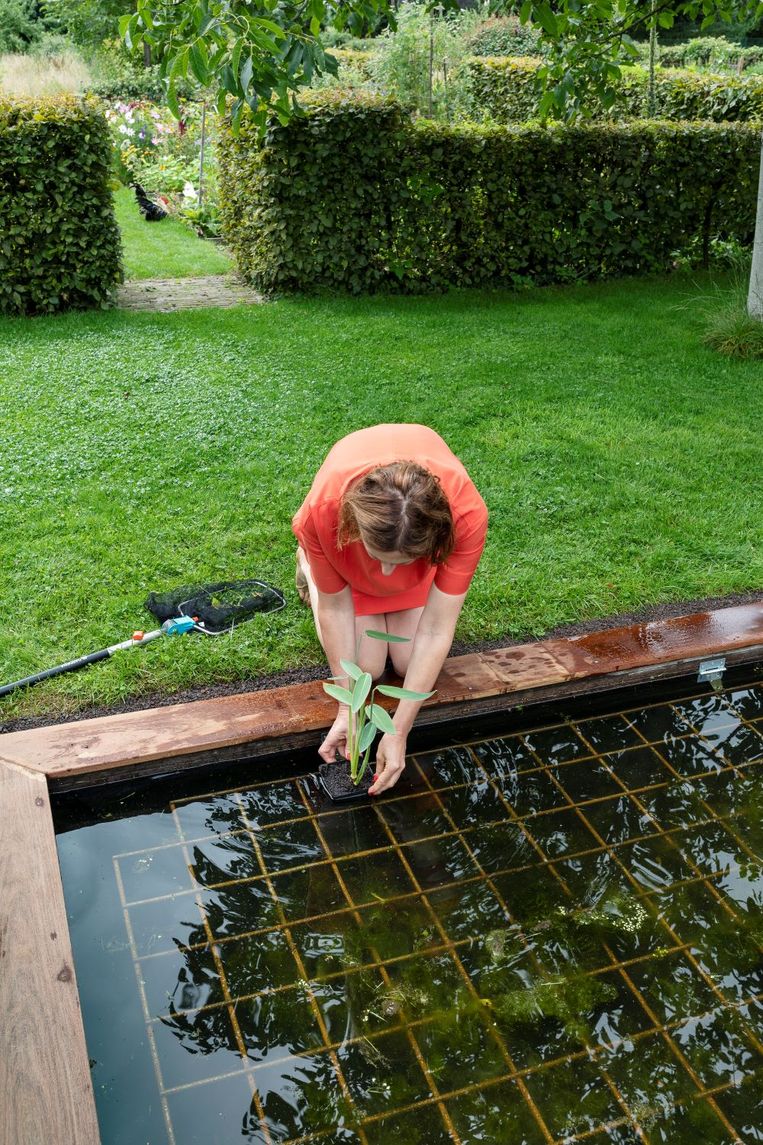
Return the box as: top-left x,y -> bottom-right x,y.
54,677 -> 763,1144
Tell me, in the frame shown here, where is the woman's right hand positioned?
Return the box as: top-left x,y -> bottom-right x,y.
319,709 -> 350,763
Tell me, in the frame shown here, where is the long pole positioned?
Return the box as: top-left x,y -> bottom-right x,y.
198,101 -> 207,210
748,129 -> 763,319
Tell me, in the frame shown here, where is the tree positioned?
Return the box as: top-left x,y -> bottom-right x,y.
121,0 -> 393,126
44,0 -> 135,46
123,0 -> 763,316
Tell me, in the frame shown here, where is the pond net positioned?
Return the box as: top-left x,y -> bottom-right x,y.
145,578 -> 285,634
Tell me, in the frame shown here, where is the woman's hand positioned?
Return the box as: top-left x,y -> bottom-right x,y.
319,710 -> 350,764
369,731 -> 408,795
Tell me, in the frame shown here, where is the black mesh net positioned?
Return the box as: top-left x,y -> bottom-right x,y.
145,579 -> 285,634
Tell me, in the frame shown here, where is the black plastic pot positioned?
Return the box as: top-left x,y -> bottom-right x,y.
318,761 -> 374,803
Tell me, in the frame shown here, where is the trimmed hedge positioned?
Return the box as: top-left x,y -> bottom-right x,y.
0,95 -> 122,315
218,93 -> 758,294
218,93 -> 407,294
467,56 -> 763,122
655,36 -> 763,72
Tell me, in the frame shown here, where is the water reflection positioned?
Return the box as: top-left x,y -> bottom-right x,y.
57,681 -> 763,1144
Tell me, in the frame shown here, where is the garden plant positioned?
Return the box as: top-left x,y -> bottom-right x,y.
322,630 -> 434,797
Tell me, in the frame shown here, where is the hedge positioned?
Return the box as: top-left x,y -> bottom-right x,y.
467,57 -> 763,123
217,93 -> 758,294
0,96 -> 122,316
655,36 -> 763,72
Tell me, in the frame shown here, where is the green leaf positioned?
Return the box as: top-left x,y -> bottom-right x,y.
366,703 -> 397,735
351,672 -> 373,713
358,722 -> 377,753
189,41 -> 209,83
364,629 -> 411,644
340,659 -> 364,681
324,682 -> 353,705
166,80 -> 180,119
536,2 -> 559,38
240,54 -> 254,93
376,685 -> 436,702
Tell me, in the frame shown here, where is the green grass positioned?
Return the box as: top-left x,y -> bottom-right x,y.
2,274 -> 762,720
114,186 -> 233,280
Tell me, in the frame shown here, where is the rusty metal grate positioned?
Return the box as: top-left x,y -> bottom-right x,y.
67,679 -> 763,1144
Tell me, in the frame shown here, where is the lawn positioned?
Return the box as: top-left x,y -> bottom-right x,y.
1,271 -> 761,721
114,186 -> 233,280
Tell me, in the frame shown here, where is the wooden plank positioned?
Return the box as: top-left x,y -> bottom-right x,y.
3,601 -> 763,782
47,642 -> 763,793
0,763 -> 100,1145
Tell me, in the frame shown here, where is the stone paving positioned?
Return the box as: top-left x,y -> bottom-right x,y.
117,274 -> 264,312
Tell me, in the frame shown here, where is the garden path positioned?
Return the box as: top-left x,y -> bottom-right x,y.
117,274 -> 263,312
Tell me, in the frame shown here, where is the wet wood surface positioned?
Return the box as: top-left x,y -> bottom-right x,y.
0,764 -> 100,1145
2,602 -> 762,781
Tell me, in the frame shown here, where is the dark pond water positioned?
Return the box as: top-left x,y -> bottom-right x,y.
55,680 -> 763,1144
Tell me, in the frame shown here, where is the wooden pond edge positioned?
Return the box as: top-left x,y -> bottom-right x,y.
1,600 -> 762,1144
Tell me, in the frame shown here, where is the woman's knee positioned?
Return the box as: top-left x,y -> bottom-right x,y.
355,618 -> 388,680
389,642 -> 413,676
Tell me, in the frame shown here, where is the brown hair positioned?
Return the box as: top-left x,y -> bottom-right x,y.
338,461 -> 455,564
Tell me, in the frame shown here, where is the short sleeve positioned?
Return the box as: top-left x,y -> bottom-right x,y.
433,501 -> 488,596
292,505 -> 347,595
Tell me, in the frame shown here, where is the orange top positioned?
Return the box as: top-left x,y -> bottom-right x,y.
292,425 -> 488,615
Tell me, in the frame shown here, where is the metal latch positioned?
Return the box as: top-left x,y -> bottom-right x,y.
697,657 -> 726,692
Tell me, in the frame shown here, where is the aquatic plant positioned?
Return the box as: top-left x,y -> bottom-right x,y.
556,891 -> 651,938
323,630 -> 435,786
485,972 -> 618,1045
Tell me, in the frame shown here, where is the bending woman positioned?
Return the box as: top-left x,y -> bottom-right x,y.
292,424 -> 488,796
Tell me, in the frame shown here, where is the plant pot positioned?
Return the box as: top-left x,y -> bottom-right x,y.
318,761 -> 374,803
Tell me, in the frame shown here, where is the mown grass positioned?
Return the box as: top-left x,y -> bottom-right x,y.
1,273 -> 761,720
114,186 -> 233,280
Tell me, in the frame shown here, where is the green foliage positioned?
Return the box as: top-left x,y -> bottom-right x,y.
468,54 -> 763,121
43,0 -> 134,47
317,46 -> 377,91
703,301 -> 763,354
217,93 -> 758,294
368,4 -> 478,119
320,29 -> 381,51
217,91 -> 407,293
85,39 -> 198,103
121,0 -> 394,131
0,95 -> 122,314
324,630 -> 434,784
655,34 -> 763,70
515,0 -> 763,119
697,259 -> 763,355
0,0 -> 43,52
467,55 -> 544,121
464,14 -> 543,58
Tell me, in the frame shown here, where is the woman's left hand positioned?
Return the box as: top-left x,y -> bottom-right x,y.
369,732 -> 408,796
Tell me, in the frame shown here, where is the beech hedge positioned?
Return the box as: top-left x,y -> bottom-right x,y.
0,96 -> 122,316
217,93 -> 758,294
468,57 -> 763,123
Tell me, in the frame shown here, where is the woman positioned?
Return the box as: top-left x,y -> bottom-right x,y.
292,424 -> 488,796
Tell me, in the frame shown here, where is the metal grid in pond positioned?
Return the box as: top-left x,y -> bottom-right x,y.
62,681 -> 763,1145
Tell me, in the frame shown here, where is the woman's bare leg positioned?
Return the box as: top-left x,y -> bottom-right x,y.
385,607 -> 425,675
